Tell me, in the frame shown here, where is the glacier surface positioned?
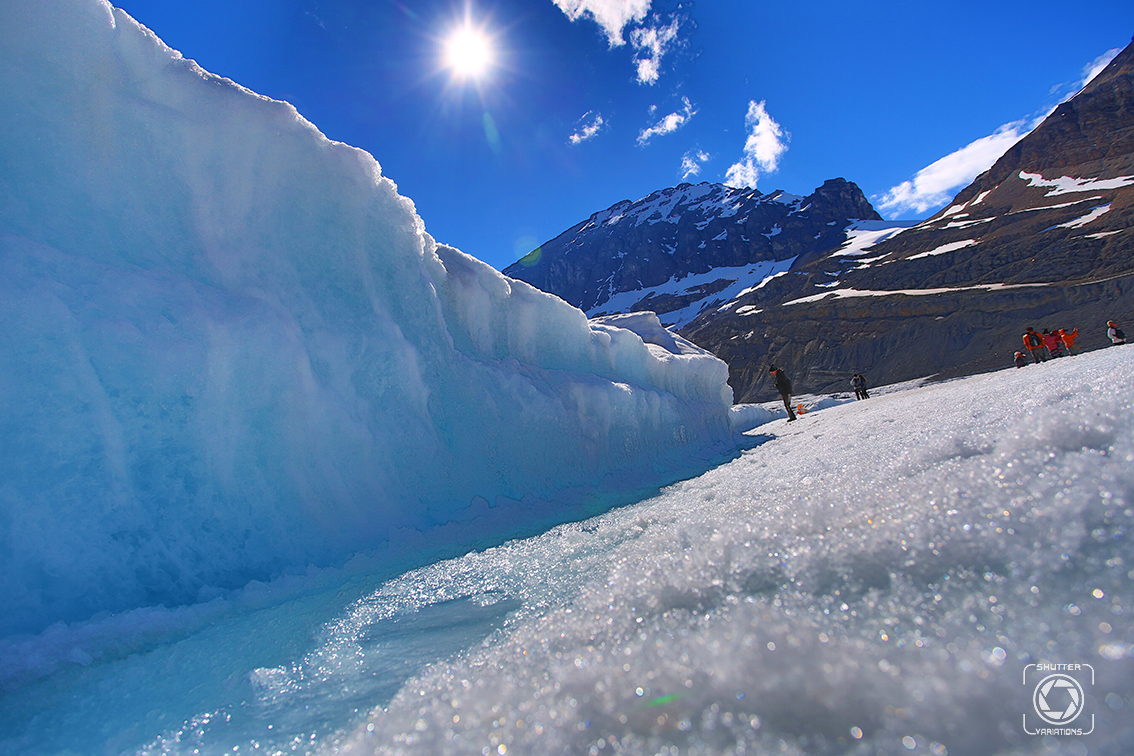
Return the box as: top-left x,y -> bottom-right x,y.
3,341 -> 1132,755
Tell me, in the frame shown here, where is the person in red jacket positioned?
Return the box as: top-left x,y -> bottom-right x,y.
1042,329 -> 1064,358
1059,327 -> 1079,355
1022,327 -> 1046,363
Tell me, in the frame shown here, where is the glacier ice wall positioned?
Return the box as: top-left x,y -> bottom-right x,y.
0,0 -> 735,635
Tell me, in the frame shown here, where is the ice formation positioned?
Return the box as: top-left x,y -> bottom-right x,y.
0,0 -> 735,637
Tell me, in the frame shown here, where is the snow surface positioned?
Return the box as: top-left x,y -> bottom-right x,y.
4,346 -> 1132,755
589,184 -> 761,231
1019,171 -> 1134,196
0,0 -> 736,637
906,239 -> 980,261
590,259 -> 797,330
782,281 -> 1051,306
833,220 -> 915,258
1058,204 -> 1113,229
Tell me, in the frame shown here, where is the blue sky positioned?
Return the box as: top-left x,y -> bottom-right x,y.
111,0 -> 1132,271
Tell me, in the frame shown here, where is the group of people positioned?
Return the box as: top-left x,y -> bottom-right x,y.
1017,326 -> 1078,365
1015,320 -> 1126,367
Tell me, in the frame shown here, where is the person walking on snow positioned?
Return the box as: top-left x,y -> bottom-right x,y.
1042,329 -> 1063,358
1059,327 -> 1079,355
852,373 -> 865,400
854,373 -> 870,399
1108,321 -> 1126,345
1022,327 -> 1046,363
769,365 -> 797,422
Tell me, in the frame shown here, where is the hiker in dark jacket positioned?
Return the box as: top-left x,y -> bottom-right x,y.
1108,321 -> 1126,345
769,365 -> 797,422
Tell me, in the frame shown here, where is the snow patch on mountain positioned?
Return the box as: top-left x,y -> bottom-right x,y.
835,220 -> 915,258
1058,203 -> 1113,229
783,281 -> 1051,306
906,238 -> 980,260
1020,170 -> 1134,196
590,259 -> 797,329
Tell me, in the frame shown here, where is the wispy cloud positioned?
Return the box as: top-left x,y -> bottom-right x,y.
680,150 -> 710,180
1077,47 -> 1121,91
724,100 -> 788,189
630,16 -> 680,85
878,48 -> 1122,218
637,97 -> 696,145
876,120 -> 1036,216
568,111 -> 606,144
550,0 -> 651,46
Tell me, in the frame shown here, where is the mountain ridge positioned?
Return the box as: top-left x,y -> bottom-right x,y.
505,178 -> 881,329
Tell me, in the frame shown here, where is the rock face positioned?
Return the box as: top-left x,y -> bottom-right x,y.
503,179 -> 881,329
508,39 -> 1134,403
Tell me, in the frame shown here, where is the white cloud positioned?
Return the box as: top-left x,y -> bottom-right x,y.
724,100 -> 788,189
1077,47 -> 1121,91
568,111 -> 606,144
630,17 -> 680,85
637,97 -> 696,145
680,150 -> 710,180
876,120 -> 1034,216
550,0 -> 651,46
878,47 -> 1124,218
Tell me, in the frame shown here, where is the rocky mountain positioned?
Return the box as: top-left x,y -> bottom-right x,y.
503,178 -> 882,329
508,38 -> 1134,403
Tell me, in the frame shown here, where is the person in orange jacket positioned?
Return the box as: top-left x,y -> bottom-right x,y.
1022,327 -> 1046,363
1059,327 -> 1079,355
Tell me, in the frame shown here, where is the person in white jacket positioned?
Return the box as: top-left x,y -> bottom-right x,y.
1108,320 -> 1126,345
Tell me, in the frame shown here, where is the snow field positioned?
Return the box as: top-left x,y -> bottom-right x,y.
324,347 -> 1133,756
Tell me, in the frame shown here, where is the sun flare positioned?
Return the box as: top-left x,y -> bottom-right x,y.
444,27 -> 493,79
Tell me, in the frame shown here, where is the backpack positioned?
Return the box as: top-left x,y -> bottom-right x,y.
1116,328 -> 1126,340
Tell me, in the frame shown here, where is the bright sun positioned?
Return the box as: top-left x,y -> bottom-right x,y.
444,27 -> 492,79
